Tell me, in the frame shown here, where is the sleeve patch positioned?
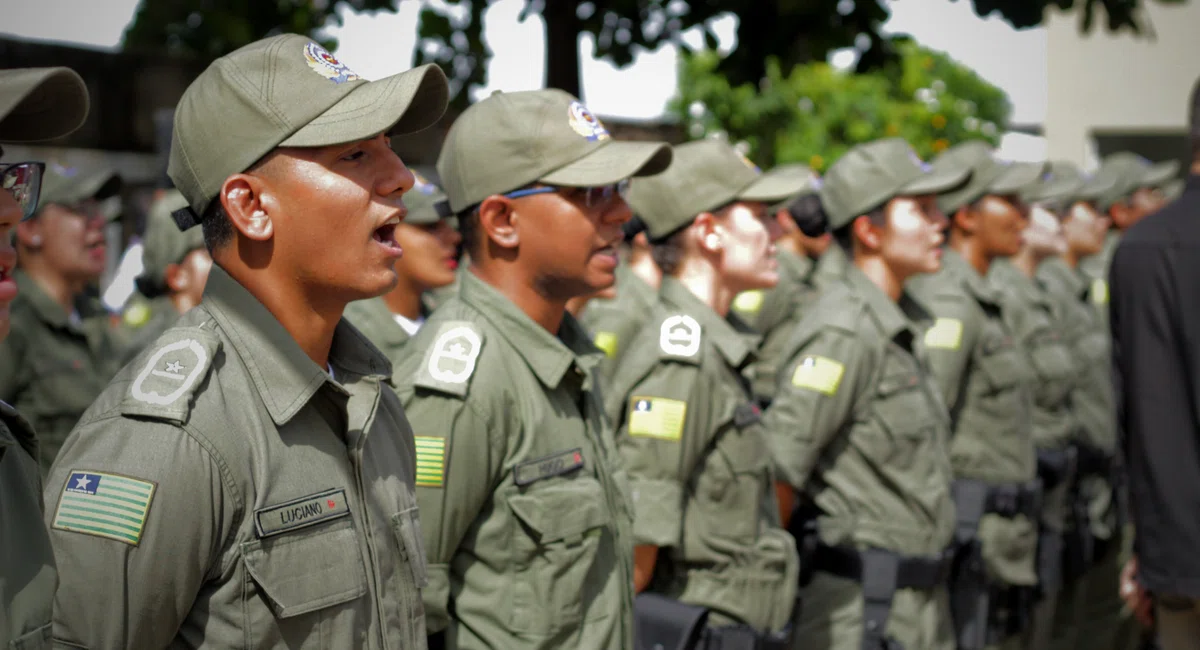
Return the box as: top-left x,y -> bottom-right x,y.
414,321 -> 484,397
414,436 -> 446,488
790,356 -> 845,395
732,290 -> 765,315
659,315 -> 701,359
1090,279 -> 1109,305
628,397 -> 687,440
121,327 -> 221,424
924,317 -> 964,350
51,470 -> 156,546
593,331 -> 619,359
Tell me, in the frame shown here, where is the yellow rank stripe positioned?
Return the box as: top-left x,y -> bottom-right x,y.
628,396 -> 686,440
924,317 -> 964,350
593,332 -> 618,359
1091,279 -> 1109,305
791,356 -> 845,395
414,436 -> 446,488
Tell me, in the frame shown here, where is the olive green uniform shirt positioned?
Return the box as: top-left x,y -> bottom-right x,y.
113,295 -> 181,365
0,271 -> 122,475
1077,230 -> 1119,319
579,264 -> 658,383
0,402 -> 54,649
392,270 -> 636,650
607,278 -> 799,631
908,251 -> 1039,586
344,295 -> 433,367
763,266 -> 957,557
44,265 -> 428,650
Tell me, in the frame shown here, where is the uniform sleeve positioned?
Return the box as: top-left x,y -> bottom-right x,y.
402,393 -> 502,634
613,362 -> 712,548
760,329 -> 872,490
44,417 -> 235,650
919,296 -> 981,413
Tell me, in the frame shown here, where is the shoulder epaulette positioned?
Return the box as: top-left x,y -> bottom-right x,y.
413,320 -> 485,397
656,314 -> 702,365
120,327 -> 222,424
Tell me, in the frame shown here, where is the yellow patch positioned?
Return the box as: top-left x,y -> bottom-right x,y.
414,436 -> 446,488
1090,279 -> 1109,305
123,303 -> 151,328
790,356 -> 845,395
628,397 -> 686,441
732,290 -> 765,315
593,332 -> 619,359
924,317 -> 964,350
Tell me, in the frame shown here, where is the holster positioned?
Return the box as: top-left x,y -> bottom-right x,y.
699,625 -> 791,650
1036,530 -> 1064,593
947,480 -> 992,650
1036,446 -> 1077,492
635,593 -> 710,650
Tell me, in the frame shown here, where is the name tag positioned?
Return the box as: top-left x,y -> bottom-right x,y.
255,488 -> 350,538
513,449 -> 585,487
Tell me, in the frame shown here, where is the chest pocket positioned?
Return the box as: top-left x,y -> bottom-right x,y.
506,477 -> 615,634
241,521 -> 370,649
695,402 -> 770,544
1026,331 -> 1075,408
870,366 -> 940,472
975,332 -> 1028,397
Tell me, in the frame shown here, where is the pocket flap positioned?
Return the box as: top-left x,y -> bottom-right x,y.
976,342 -> 1027,391
508,481 -> 611,543
242,524 -> 368,618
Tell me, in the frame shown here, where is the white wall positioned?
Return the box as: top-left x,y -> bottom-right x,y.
1045,2 -> 1200,167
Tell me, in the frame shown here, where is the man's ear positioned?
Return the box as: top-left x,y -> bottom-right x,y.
692,212 -> 719,253
477,195 -> 520,250
952,205 -> 976,234
221,173 -> 275,242
16,218 -> 43,250
850,214 -> 882,252
164,262 -> 186,293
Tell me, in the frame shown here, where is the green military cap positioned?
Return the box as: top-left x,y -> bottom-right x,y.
138,189 -> 205,288
0,67 -> 89,143
627,140 -> 811,241
767,163 -> 820,212
436,89 -> 672,214
1093,152 -> 1181,210
168,34 -> 449,226
819,137 -> 970,230
37,163 -> 122,212
405,170 -> 454,226
932,140 -> 1045,214
1024,161 -> 1115,206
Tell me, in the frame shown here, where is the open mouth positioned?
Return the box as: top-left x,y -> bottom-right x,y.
372,216 -> 404,256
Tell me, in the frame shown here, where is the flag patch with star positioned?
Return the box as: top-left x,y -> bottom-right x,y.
791,356 -> 845,395
52,470 -> 156,545
414,437 -> 446,488
628,397 -> 686,440
924,317 -> 964,350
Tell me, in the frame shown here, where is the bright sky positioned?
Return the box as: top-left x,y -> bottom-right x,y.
0,0 -> 1047,125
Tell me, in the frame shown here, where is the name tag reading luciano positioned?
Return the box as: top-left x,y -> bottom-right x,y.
255,488 -> 350,538
513,448 -> 585,487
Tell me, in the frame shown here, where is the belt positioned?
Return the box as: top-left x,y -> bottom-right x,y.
700,624 -> 789,650
983,481 -> 1041,519
813,544 -> 953,590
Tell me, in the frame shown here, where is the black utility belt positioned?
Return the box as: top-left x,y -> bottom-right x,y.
813,544 -> 953,590
955,478 -> 1042,520
700,624 -> 790,650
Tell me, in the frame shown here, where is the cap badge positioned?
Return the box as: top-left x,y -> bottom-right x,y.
906,148 -> 932,172
737,151 -> 761,173
304,42 -> 361,84
412,171 -> 437,195
567,101 -> 611,142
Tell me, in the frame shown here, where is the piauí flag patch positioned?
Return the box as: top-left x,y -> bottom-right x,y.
52,470 -> 156,546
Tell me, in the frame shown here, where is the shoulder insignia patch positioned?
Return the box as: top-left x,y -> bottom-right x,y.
1090,278 -> 1109,305
732,290 -> 765,315
924,317 -> 964,350
52,470 -> 156,546
791,356 -> 845,395
659,314 -> 701,360
414,321 -> 484,397
121,327 -> 221,424
414,436 -> 447,488
628,396 -> 687,440
593,331 -> 619,359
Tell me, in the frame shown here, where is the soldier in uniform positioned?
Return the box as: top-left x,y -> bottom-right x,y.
389,89 -> 672,649
606,139 -> 806,645
43,34 -> 448,648
0,162 -> 123,474
907,141 -> 1046,650
762,138 -> 967,650
986,166 -> 1085,650
0,65 -> 90,650
116,188 -> 210,361
345,171 -> 460,363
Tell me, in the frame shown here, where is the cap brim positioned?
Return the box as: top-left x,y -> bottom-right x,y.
540,140 -> 673,187
279,64 -> 449,148
991,162 -> 1047,195
901,165 -> 971,196
0,68 -> 89,143
1143,160 -> 1180,188
738,166 -> 814,203
1024,175 -> 1084,204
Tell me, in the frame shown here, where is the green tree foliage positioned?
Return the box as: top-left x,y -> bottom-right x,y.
672,39 -> 1013,170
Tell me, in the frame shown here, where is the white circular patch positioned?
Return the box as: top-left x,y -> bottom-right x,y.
303,41 -> 361,84
659,315 -> 701,357
428,326 -> 482,384
567,101 -> 611,142
131,339 -> 209,406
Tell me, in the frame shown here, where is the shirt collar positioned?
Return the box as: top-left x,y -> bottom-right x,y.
457,270 -> 600,389
658,277 -> 756,367
14,269 -> 74,330
1039,257 -> 1088,298
616,264 -> 657,309
942,249 -> 1003,306
200,265 -> 392,425
844,265 -> 916,341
